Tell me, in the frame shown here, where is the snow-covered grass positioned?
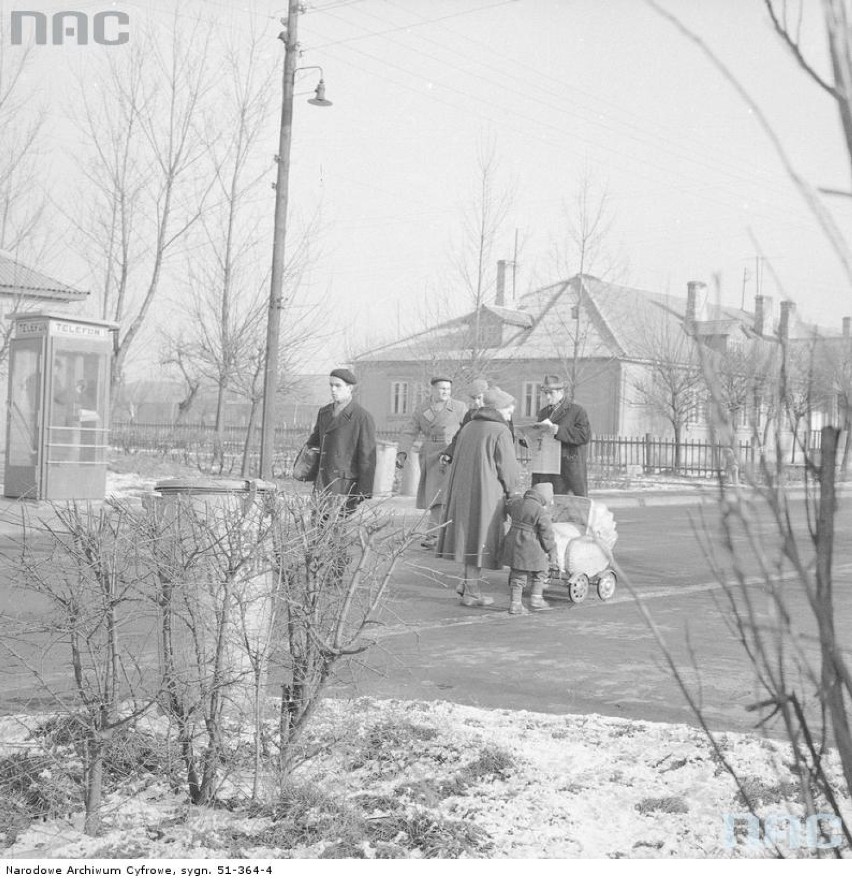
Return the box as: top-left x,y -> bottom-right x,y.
1,698 -> 848,859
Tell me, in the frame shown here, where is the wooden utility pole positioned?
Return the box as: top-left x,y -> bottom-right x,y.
259,0 -> 299,479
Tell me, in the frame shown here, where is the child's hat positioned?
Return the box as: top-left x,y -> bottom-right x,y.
532,482 -> 554,503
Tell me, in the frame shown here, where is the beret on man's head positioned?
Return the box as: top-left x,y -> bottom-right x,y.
329,367 -> 357,386
482,387 -> 515,409
430,376 -> 453,386
467,378 -> 489,398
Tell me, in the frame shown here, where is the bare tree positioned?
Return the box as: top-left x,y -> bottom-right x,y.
0,23 -> 50,375
631,315 -> 704,470
70,15 -> 215,402
546,173 -> 625,401
160,338 -> 202,424
159,33 -> 275,471
0,30 -> 47,258
449,139 -> 515,377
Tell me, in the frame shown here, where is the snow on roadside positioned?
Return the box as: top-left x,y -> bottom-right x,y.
2,698 -> 848,859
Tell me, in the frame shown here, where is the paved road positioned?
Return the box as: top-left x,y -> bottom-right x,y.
326,497 -> 852,735
1,494 -> 850,737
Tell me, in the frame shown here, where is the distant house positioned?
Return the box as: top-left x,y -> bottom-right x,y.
354,273 -> 846,444
114,375 -> 330,427
1,251 -> 89,330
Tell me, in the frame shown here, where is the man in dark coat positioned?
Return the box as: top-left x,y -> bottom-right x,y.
306,368 -> 377,513
533,374 -> 591,497
500,482 -> 560,614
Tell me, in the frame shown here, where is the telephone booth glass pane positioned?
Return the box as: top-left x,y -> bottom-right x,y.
8,340 -> 41,468
49,347 -> 104,463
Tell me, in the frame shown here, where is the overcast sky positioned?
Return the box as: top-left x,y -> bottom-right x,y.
9,0 -> 852,377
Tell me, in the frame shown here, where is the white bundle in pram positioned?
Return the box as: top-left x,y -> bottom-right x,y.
551,497 -> 617,575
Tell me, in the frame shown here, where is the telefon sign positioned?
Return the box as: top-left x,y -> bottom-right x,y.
10,10 -> 130,46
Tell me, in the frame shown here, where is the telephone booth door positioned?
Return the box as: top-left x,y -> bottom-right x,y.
4,336 -> 44,497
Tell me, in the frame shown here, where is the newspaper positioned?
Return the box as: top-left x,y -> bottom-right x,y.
516,422 -> 562,472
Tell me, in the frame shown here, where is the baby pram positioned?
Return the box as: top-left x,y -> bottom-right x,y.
548,495 -> 618,603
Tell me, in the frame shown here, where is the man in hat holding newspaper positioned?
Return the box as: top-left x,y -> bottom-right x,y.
533,375 -> 591,497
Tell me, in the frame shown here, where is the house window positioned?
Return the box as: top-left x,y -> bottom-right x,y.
522,381 -> 543,418
391,381 -> 410,415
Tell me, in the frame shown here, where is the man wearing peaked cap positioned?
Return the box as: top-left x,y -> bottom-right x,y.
396,375 -> 467,548
440,377 -> 489,467
535,374 -> 591,497
305,367 -> 376,512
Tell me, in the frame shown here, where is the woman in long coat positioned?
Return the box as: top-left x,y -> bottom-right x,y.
436,387 -> 520,606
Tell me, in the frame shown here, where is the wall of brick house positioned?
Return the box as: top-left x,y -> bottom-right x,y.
359,357 -> 625,437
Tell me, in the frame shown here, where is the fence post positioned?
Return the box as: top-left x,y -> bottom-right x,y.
644,433 -> 652,475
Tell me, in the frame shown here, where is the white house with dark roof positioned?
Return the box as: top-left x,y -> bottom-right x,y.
0,253 -> 89,307
353,272 -> 846,441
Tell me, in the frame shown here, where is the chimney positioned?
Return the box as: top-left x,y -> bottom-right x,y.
779,300 -> 795,339
843,316 -> 851,338
754,295 -> 766,336
685,281 -> 706,330
496,260 -> 507,307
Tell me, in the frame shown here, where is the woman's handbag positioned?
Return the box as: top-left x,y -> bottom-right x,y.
292,444 -> 320,482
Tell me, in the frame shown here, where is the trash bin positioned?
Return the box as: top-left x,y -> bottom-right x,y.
373,440 -> 398,496
399,441 -> 421,496
149,478 -> 277,713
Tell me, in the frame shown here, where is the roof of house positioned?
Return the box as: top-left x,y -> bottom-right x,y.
354,274 -> 832,368
0,252 -> 89,302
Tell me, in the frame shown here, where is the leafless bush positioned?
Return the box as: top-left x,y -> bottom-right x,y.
0,501 -> 161,834
0,486 -> 419,836
268,492 -> 421,778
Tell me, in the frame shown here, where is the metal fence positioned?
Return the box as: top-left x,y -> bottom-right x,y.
110,421 -> 823,483
589,434 -> 753,480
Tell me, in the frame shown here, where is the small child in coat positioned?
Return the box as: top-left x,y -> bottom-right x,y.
500,482 -> 560,614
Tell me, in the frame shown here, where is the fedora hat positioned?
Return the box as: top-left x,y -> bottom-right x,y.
541,374 -> 564,391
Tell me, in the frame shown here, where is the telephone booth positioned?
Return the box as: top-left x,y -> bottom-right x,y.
4,313 -> 116,500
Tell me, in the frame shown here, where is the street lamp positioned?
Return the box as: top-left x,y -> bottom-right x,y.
258,1 -> 331,480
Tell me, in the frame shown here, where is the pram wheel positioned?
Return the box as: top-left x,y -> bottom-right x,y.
567,572 -> 589,603
596,570 -> 617,601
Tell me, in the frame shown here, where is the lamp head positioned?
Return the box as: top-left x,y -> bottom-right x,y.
307,79 -> 333,107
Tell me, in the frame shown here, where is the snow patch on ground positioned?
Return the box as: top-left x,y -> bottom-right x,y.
2,698 -> 848,859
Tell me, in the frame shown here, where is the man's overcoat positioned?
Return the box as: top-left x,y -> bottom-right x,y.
436,407 -> 520,569
534,398 -> 591,497
307,400 -> 376,501
398,397 -> 466,510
